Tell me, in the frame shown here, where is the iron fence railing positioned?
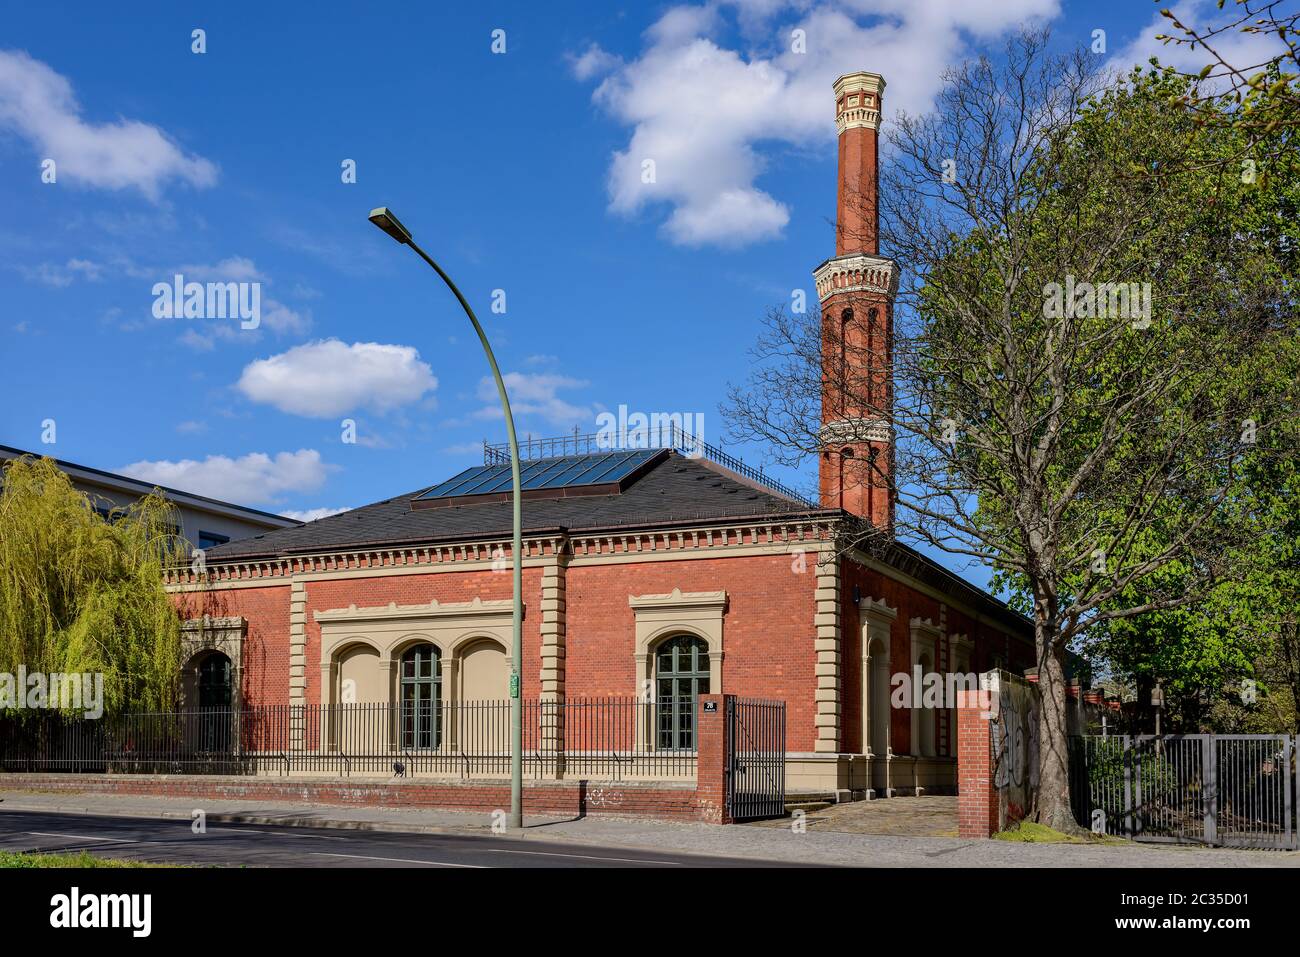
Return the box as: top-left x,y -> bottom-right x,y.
1070,733 -> 1297,849
0,698 -> 698,781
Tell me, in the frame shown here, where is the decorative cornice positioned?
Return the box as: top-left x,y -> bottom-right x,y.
910,616 -> 942,638
629,587 -> 728,611
858,596 -> 898,624
180,615 -> 245,635
820,417 -> 893,446
165,517 -> 845,589
314,595 -> 517,624
814,254 -> 898,302
834,71 -> 885,133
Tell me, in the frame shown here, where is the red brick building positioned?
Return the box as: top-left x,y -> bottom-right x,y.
169,71 -> 1034,799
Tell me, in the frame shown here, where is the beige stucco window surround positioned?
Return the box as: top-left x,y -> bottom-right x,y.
629,588 -> 727,749
946,633 -> 974,757
909,616 -> 941,758
180,616 -> 246,709
857,597 -> 897,762
313,597 -> 520,750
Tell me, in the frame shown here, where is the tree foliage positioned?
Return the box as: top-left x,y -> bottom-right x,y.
0,456 -> 184,715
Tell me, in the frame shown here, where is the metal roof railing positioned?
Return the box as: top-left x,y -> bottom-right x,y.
482,425 -> 816,507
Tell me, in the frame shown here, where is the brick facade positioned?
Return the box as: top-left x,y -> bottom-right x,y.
160,69 -> 1037,805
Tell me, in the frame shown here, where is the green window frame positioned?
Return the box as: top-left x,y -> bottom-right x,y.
655,635 -> 710,751
400,644 -> 441,750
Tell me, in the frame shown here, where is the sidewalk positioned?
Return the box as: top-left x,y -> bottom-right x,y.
3,786 -> 1297,867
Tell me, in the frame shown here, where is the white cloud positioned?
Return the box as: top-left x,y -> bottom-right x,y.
280,506 -> 351,522
17,258 -> 104,286
0,49 -> 217,198
258,299 -> 311,336
178,327 -> 216,352
568,43 -> 623,81
237,339 -> 438,418
119,449 -> 332,505
581,0 -> 1060,247
475,371 -> 592,426
175,256 -> 266,283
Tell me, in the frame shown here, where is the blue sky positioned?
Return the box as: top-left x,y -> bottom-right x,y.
0,0 -> 1243,586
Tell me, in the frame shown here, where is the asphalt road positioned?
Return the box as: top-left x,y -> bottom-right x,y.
0,809 -> 800,868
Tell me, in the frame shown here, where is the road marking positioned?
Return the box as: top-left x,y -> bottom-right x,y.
311,851 -> 484,868
211,828 -> 349,840
26,831 -> 136,844
487,848 -> 684,865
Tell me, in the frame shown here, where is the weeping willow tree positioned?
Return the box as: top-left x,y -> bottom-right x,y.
0,456 -> 184,716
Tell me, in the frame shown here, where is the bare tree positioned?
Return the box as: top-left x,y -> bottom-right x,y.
727,29 -> 1293,830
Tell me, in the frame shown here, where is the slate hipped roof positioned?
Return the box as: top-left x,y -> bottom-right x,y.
203,450 -> 823,561
201,447 -> 1032,634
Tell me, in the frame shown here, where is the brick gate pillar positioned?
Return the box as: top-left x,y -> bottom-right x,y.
696,694 -> 733,825
956,688 -> 998,838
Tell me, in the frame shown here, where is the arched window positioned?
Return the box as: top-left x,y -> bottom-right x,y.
400,643 -> 441,750
198,653 -> 232,707
655,635 -> 710,751
196,652 -> 232,752
838,307 -> 853,416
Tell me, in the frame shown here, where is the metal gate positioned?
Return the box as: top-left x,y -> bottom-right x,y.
725,697 -> 786,821
1070,734 -> 1297,848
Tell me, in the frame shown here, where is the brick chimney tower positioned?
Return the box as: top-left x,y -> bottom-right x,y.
815,71 -> 896,529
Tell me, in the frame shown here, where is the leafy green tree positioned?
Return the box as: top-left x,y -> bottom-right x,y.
1092,351 -> 1300,732
0,456 -> 184,715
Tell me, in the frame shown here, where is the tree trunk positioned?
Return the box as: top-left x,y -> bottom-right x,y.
1034,619 -> 1082,833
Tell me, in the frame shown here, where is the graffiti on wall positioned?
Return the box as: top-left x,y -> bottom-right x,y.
989,672 -> 1039,828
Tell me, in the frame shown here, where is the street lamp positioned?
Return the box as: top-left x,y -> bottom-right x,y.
369,206 -> 524,829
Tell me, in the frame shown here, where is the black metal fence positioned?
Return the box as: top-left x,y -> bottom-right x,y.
726,697 -> 786,821
0,698 -> 698,781
1070,734 -> 1297,848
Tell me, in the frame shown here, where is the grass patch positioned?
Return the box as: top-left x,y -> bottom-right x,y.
994,821 -> 1085,843
993,821 -> 1129,844
0,850 -> 169,868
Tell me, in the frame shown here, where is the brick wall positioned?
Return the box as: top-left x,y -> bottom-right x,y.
565,555 -> 818,749
175,585 -> 291,708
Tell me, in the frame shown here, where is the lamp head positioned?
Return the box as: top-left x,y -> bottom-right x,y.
369,206 -> 413,245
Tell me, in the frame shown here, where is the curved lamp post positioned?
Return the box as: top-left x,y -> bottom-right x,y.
368,206 -> 524,829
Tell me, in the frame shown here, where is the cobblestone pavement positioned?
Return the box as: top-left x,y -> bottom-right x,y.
749,796 -> 959,836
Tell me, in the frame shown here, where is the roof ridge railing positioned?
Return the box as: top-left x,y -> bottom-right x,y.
483,425 -> 816,507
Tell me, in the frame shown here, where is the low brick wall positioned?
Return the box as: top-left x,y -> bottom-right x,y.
0,772 -> 712,821
0,693 -> 741,825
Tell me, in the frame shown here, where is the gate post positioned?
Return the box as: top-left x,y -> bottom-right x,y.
956,688 -> 999,838
695,693 -> 733,824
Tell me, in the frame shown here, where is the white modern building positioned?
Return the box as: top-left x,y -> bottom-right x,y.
0,444 -> 300,550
